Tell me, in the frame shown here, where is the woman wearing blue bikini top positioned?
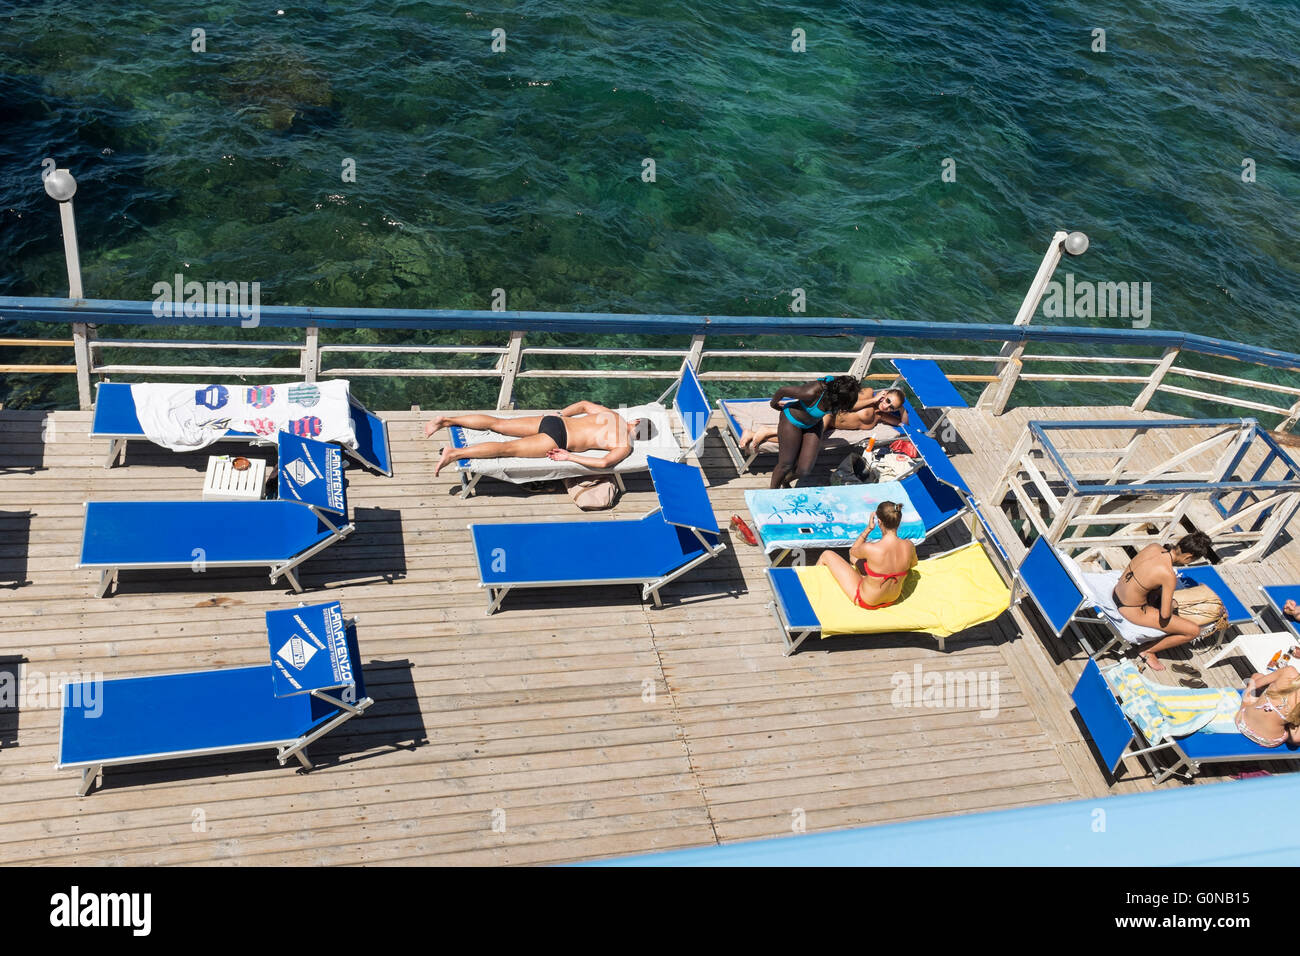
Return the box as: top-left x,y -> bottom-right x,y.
766,375 -> 861,489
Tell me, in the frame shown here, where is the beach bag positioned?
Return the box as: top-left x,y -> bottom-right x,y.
1174,583 -> 1228,638
564,474 -> 618,511
831,453 -> 869,485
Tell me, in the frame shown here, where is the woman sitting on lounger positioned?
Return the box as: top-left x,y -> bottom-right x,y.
816,501 -> 917,609
767,375 -> 862,489
425,403 -> 646,477
1112,532 -> 1213,672
1236,665 -> 1300,748
738,386 -> 909,457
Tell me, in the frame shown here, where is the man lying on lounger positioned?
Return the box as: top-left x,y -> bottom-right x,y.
425,403 -> 648,477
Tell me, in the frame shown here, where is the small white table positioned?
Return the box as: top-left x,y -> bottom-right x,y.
1203,631 -> 1300,673
203,456 -> 268,501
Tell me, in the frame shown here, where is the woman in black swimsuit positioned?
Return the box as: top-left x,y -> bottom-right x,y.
1112,532 -> 1212,671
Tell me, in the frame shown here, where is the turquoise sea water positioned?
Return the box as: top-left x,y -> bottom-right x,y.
0,1 -> 1297,411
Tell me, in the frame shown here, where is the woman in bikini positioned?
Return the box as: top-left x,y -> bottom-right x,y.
1236,665 -> 1300,748
1111,531 -> 1212,671
738,386 -> 909,457
816,501 -> 917,609
766,375 -> 862,489
425,402 -> 644,477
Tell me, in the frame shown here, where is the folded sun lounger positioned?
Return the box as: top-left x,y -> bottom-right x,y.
79,432 -> 353,596
57,601 -> 372,795
91,380 -> 393,475
1072,657 -> 1297,783
766,540 -> 1012,654
469,456 -> 724,613
449,360 -> 711,497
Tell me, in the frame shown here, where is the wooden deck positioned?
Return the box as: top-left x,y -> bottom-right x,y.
1,401 -> 1295,866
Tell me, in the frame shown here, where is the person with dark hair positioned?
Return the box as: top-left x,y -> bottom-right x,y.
816,501 -> 917,609
767,374 -> 861,488
1112,532 -> 1215,671
737,385 -> 909,454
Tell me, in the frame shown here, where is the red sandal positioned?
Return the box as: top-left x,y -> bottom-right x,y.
729,514 -> 758,546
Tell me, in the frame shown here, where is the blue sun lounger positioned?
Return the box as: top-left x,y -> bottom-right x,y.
90,381 -> 393,475
469,456 -> 724,613
891,359 -> 969,440
79,432 -> 353,597
58,601 -> 372,795
1072,658 -> 1297,782
1014,537 -> 1255,658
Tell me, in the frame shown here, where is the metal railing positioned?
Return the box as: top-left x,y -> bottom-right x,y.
2,296 -> 1299,431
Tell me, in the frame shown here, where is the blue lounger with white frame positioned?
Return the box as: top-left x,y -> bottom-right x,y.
890,358 -> 969,440
79,432 -> 354,596
1071,658 -> 1297,782
1013,537 -> 1256,658
90,380 -> 393,475
469,456 -> 724,613
58,602 -> 372,796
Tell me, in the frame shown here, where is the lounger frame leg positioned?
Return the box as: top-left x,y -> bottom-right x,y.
459,471 -> 481,499
77,765 -> 103,796
277,695 -> 374,769
95,569 -> 118,599
485,587 -> 510,614
104,439 -> 126,469
783,625 -> 817,656
640,538 -> 726,609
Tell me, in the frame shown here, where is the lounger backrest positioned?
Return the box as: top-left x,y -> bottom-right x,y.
892,359 -> 968,409
1071,659 -> 1136,774
903,424 -> 971,496
673,361 -> 711,452
1017,537 -> 1086,636
346,397 -> 393,476
647,456 -> 718,535
277,432 -> 347,516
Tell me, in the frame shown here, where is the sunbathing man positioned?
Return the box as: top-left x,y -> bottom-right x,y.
425,402 -> 645,477
1112,532 -> 1213,671
816,501 -> 917,609
737,386 -> 909,454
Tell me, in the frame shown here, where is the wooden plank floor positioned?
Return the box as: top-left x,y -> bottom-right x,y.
0,401 -> 1291,866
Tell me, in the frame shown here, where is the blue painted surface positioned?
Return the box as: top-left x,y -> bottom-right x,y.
1071,659 -> 1138,773
1020,537 -> 1086,636
588,773 -> 1300,866
80,500 -> 334,566
473,512 -> 709,585
767,566 -> 819,630
902,426 -> 971,496
674,362 -> 711,446
899,468 -> 965,531
647,456 -> 718,534
892,358 -> 968,409
90,382 -> 255,439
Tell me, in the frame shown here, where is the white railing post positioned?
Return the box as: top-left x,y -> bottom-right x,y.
685,333 -> 705,370
496,331 -> 525,410
72,322 -> 93,409
979,230 -> 1069,415
848,337 -> 876,380
1131,346 -> 1179,412
301,325 -> 319,383
1278,397 -> 1300,435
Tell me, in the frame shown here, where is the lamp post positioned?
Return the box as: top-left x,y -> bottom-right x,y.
977,230 -> 1089,414
44,167 -> 92,408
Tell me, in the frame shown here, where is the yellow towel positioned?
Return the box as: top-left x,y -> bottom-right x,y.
795,541 -> 1011,638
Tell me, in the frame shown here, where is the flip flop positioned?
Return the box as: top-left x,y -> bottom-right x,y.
1171,663 -> 1201,677
1179,678 -> 1208,689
